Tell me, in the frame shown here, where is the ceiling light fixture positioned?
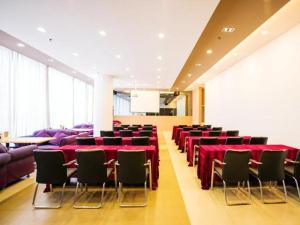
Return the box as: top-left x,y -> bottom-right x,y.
115,54 -> 121,59
17,43 -> 25,47
187,73 -> 192,77
157,68 -> 161,72
157,55 -> 162,61
157,75 -> 161,79
206,49 -> 213,55
72,52 -> 79,57
158,33 -> 165,39
98,30 -> 107,36
181,80 -> 186,84
37,27 -> 46,33
261,30 -> 269,35
195,63 -> 202,67
176,87 -> 179,90
222,27 -> 235,33
125,67 -> 130,71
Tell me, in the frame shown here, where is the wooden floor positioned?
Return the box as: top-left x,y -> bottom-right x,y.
0,132 -> 190,225
1,131 -> 300,225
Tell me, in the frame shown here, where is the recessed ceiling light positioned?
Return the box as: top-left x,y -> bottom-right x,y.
157,75 -> 161,79
125,67 -> 130,71
181,80 -> 186,84
98,30 -> 107,36
187,73 -> 192,77
195,63 -> 202,67
115,54 -> 121,59
157,68 -> 162,72
72,52 -> 79,57
176,87 -> 179,90
17,43 -> 25,47
222,27 -> 235,33
158,33 -> 165,39
157,56 -> 162,61
206,49 -> 213,55
37,27 -> 46,33
48,58 -> 54,62
261,30 -> 269,35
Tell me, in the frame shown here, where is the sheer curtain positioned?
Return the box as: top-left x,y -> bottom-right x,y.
74,78 -> 88,124
87,84 -> 94,123
113,95 -> 132,115
0,46 -> 47,137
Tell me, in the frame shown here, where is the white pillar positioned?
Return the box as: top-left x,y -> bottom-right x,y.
93,75 -> 113,136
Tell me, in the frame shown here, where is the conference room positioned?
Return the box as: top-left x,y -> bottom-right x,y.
0,0 -> 300,225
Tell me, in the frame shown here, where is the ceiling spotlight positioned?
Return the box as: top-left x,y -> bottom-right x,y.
115,54 -> 121,59
187,73 -> 192,77
181,80 -> 186,84
72,52 -> 79,57
37,27 -> 46,33
195,63 -> 202,67
98,30 -> 107,36
261,30 -> 269,35
17,43 -> 25,47
48,58 -> 54,62
157,68 -> 162,72
157,75 -> 161,79
222,27 -> 235,33
176,87 -> 179,90
125,67 -> 130,71
206,49 -> 213,55
158,33 -> 165,39
157,55 -> 162,61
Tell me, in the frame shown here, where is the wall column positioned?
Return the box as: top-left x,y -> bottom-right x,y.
93,75 -> 113,136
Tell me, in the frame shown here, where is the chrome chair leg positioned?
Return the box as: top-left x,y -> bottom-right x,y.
210,161 -> 215,189
291,177 -> 300,200
282,180 -> 287,203
119,181 -> 147,207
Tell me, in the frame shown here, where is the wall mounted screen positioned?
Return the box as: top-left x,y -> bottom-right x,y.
131,90 -> 160,113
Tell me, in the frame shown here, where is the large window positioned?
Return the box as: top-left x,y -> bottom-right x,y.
0,46 -> 94,136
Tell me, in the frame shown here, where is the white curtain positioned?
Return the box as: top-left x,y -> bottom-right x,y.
87,84 -> 94,122
113,95 -> 132,115
74,78 -> 88,125
0,46 -> 47,137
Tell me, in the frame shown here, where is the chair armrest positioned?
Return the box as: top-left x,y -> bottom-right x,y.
104,159 -> 115,166
214,159 -> 226,165
194,145 -> 199,149
250,159 -> 262,165
285,158 -> 300,164
115,161 -> 120,166
144,159 -> 151,166
63,159 -> 76,167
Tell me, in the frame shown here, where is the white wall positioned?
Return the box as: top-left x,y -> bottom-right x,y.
205,23 -> 300,148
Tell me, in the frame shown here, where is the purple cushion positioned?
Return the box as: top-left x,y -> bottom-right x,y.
0,144 -> 8,153
48,132 -> 68,145
35,130 -> 51,137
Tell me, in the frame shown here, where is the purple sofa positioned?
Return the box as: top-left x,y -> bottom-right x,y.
73,124 -> 93,129
0,144 -> 36,189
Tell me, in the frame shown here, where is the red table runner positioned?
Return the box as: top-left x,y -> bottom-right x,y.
186,136 -> 251,166
197,144 -> 299,190
58,145 -> 159,190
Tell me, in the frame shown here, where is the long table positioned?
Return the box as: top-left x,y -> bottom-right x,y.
58,145 -> 159,190
197,144 -> 299,190
186,136 -> 251,166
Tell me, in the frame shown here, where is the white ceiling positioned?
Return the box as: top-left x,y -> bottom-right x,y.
0,0 -> 219,89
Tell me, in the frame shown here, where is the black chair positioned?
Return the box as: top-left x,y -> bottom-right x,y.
115,150 -> 151,207
192,125 -> 201,128
211,150 -> 251,205
183,127 -> 193,131
100,130 -> 114,137
113,126 -> 122,131
128,126 -> 139,131
103,137 -> 122,145
198,127 -> 208,131
226,130 -> 239,136
73,150 -> 114,208
226,137 -> 243,145
131,137 -> 150,146
193,138 -> 218,166
143,124 -> 153,127
119,130 -> 133,137
178,125 -> 186,128
76,137 -> 96,145
212,127 -> 222,131
285,150 -> 300,200
249,150 -> 287,203
189,130 -> 202,136
121,125 -> 130,128
249,137 -> 268,145
32,150 -> 77,208
142,127 -> 153,131
132,124 -> 142,128
204,125 -> 212,128
140,130 -> 152,137
209,131 -> 222,137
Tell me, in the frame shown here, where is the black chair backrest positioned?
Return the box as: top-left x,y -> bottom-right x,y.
143,124 -> 153,127
139,130 -> 152,137
117,150 -> 147,184
76,137 -> 96,145
183,127 -> 193,131
222,150 -> 251,183
132,124 -> 142,128
212,127 -> 222,131
76,150 -> 107,184
131,137 -> 150,146
199,138 -> 218,145
119,130 -> 133,137
294,150 -> 300,180
113,126 -> 122,131
258,150 -> 287,181
226,130 -> 239,136
100,130 -> 114,137
209,131 -> 222,137
121,125 -> 130,128
198,127 -> 208,131
142,127 -> 153,131
103,137 -> 122,145
128,126 -> 139,131
204,125 -> 212,128
178,125 -> 187,128
226,137 -> 243,145
192,125 -> 201,128
189,130 -> 202,136
249,137 -> 268,144
34,150 -> 67,184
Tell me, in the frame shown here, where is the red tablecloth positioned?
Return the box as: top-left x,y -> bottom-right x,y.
172,126 -> 178,140
186,136 -> 251,166
197,144 -> 299,190
174,127 -> 215,145
178,130 -> 227,150
114,131 -> 157,137
58,145 -> 159,190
